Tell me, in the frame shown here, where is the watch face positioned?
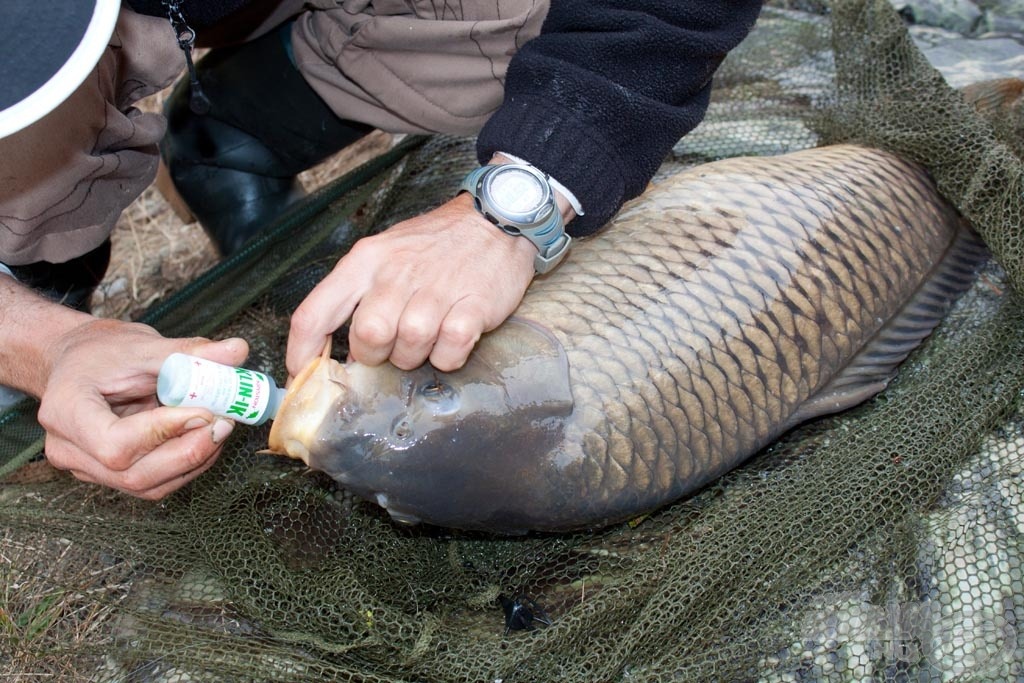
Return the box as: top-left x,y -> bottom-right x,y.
488,166 -> 547,216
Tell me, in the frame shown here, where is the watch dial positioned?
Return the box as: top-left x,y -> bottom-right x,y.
490,168 -> 545,214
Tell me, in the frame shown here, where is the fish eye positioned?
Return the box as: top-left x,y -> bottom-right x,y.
420,380 -> 453,402
417,379 -> 459,416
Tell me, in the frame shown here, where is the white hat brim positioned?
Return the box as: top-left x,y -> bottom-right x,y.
0,0 -> 121,139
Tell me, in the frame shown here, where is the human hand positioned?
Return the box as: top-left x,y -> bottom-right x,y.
35,318 -> 249,499
287,192 -> 536,376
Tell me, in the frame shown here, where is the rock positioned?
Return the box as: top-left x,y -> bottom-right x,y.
912,25 -> 1024,87
985,0 -> 1024,24
890,0 -> 1024,35
889,0 -> 986,33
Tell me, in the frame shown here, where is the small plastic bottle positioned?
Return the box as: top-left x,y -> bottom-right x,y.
157,353 -> 286,426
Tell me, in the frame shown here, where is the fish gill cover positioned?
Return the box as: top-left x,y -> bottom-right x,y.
2,0 -> 1023,680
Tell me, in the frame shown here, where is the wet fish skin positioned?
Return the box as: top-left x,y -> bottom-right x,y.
270,144 -> 979,533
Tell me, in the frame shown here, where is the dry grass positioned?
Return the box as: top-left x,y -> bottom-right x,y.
1,530 -> 130,680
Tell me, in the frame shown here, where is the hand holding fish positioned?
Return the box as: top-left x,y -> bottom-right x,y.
286,192 -> 539,377
0,276 -> 247,498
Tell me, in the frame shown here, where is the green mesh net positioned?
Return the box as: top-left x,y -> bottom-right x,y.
3,1 -> 1023,680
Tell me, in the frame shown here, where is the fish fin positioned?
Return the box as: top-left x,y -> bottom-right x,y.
472,317 -> 574,415
782,224 -> 988,431
959,78 -> 1024,119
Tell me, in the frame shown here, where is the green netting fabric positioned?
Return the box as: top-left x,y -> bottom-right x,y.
2,1 -> 1023,680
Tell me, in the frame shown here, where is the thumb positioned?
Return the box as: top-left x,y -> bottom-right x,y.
176,337 -> 250,368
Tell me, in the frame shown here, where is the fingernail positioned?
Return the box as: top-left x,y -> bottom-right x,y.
184,417 -> 210,431
211,418 -> 234,445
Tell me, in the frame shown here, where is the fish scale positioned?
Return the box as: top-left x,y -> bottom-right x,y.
519,148 -> 949,485
269,144 -> 983,533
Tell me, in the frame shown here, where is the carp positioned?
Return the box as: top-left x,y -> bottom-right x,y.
268,145 -> 985,534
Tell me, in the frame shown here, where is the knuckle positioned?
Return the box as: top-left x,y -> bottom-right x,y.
42,440 -> 71,472
290,305 -> 320,337
438,316 -> 481,351
351,314 -> 395,348
97,445 -> 135,472
397,315 -> 438,348
179,442 -> 211,471
149,421 -> 177,445
182,336 -> 212,352
118,471 -> 149,495
430,326 -> 481,373
36,400 -> 63,432
348,237 -> 380,262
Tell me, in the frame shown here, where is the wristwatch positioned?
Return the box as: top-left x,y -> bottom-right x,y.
459,163 -> 571,274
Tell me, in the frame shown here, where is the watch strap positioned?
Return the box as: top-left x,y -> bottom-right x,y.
459,164 -> 572,275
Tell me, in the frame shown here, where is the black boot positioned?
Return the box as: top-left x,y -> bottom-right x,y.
161,23 -> 374,256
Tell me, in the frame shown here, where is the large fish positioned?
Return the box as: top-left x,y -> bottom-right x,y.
268,145 -> 984,533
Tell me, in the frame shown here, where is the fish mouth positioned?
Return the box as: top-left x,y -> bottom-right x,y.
267,347 -> 348,465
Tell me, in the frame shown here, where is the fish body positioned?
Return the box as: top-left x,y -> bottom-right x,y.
269,145 -> 983,533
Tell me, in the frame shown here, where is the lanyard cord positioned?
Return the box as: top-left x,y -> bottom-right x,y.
161,1 -> 211,114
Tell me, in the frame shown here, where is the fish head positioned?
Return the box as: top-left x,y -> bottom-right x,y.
268,318 -> 574,532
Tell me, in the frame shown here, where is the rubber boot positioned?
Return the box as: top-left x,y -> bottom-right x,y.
161,23 -> 374,256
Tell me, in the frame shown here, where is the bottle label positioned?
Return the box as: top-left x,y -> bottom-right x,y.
176,358 -> 272,425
